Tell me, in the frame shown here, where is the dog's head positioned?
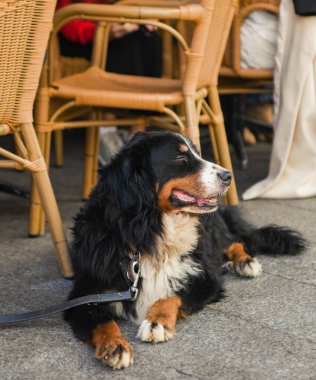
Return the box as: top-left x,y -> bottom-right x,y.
101,132 -> 231,215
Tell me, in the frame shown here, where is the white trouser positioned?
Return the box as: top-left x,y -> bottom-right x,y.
243,0 -> 316,200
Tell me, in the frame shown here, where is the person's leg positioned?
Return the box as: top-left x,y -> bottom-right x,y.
139,29 -> 162,77
106,29 -> 162,77
58,33 -> 93,59
106,30 -> 144,75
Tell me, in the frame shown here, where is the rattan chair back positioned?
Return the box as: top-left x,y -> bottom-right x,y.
197,0 -> 238,88
0,0 -> 56,125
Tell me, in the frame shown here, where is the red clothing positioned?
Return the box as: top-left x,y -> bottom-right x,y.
57,0 -> 110,45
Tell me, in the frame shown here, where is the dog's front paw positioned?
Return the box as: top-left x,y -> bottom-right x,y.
137,319 -> 174,343
95,337 -> 133,370
226,257 -> 262,278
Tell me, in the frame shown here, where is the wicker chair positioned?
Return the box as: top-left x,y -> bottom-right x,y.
220,0 -> 280,81
0,0 -> 73,278
31,0 -> 238,235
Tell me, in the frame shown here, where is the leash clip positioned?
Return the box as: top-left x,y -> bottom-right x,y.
127,251 -> 141,301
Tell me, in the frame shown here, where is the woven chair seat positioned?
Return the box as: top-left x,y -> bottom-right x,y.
51,67 -> 183,111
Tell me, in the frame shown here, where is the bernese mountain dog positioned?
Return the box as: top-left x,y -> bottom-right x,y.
65,131 -> 305,369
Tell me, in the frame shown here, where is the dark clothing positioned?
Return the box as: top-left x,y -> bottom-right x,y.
59,28 -> 162,77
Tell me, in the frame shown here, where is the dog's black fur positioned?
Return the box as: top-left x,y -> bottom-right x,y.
65,132 -> 305,368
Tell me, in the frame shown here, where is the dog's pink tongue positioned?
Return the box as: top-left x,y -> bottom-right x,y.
197,197 -> 217,206
197,199 -> 207,206
173,190 -> 196,202
173,190 -> 218,206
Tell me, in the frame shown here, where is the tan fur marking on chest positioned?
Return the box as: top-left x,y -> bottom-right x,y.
156,212 -> 200,259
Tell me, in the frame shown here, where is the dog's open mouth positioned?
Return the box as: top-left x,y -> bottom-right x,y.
172,189 -> 219,208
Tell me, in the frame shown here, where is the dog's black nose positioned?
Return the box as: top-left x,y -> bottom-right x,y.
218,170 -> 232,185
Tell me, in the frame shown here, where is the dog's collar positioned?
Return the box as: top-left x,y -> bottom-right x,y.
119,251 -> 141,301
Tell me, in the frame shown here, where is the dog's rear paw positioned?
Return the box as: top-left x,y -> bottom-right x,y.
225,257 -> 262,278
137,319 -> 174,343
95,337 -> 133,369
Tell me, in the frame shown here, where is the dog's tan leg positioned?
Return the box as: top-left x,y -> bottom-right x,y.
224,242 -> 262,278
137,296 -> 186,343
92,320 -> 133,369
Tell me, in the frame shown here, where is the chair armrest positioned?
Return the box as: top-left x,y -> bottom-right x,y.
53,2 -> 204,31
117,0 -> 200,6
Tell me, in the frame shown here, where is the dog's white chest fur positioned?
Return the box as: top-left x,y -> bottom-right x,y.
133,213 -> 201,323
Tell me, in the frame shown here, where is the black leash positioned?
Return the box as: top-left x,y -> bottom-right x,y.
0,291 -> 132,325
0,181 -> 29,198
0,252 -> 141,325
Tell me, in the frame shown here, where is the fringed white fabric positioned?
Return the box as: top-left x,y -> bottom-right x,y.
243,0 -> 316,200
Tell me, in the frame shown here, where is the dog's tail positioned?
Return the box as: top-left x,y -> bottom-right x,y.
241,225 -> 306,256
221,207 -> 307,256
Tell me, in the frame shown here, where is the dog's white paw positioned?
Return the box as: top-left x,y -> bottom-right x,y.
110,349 -> 133,370
95,339 -> 133,370
226,257 -> 263,278
137,319 -> 174,343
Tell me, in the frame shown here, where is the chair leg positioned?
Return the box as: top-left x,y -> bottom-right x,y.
30,89 -> 50,236
208,86 -> 239,205
91,126 -> 100,194
82,127 -> 97,200
28,131 -> 52,236
208,125 -> 220,164
83,110 -> 103,200
184,96 -> 201,153
28,131 -> 46,236
38,131 -> 52,235
21,123 -> 73,278
54,130 -> 64,167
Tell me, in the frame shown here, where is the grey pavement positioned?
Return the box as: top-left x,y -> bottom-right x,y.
0,129 -> 315,379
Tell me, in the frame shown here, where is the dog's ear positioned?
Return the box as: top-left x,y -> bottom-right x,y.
101,132 -> 157,214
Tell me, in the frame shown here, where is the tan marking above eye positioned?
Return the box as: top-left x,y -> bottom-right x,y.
179,144 -> 189,153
